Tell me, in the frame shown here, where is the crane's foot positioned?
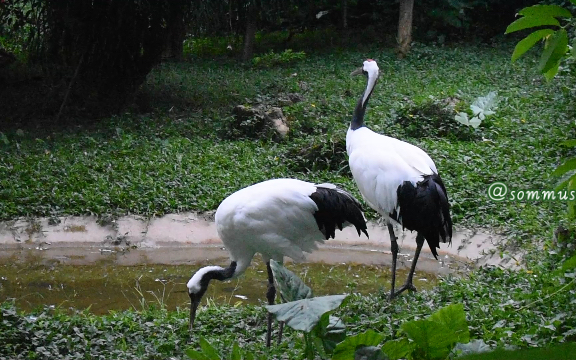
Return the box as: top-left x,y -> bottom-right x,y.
389,282 -> 417,300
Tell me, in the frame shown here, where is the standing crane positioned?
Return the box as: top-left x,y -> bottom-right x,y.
346,59 -> 452,300
187,178 -> 368,347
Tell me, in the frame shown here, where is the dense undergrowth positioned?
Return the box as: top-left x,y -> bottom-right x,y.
2,39 -> 576,359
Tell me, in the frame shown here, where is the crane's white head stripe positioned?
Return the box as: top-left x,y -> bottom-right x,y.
187,266 -> 225,294
362,60 -> 379,106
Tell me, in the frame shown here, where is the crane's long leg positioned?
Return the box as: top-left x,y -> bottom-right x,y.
392,233 -> 424,298
277,321 -> 284,345
265,261 -> 276,348
388,223 -> 399,301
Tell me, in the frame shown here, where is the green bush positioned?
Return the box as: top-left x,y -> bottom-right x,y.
392,98 -> 482,141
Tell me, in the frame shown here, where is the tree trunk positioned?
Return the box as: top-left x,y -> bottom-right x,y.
242,8 -> 257,63
397,0 -> 414,58
164,0 -> 187,60
167,12 -> 186,60
341,0 -> 348,29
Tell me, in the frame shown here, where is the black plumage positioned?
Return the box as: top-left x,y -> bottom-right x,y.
390,174 -> 452,259
309,185 -> 369,240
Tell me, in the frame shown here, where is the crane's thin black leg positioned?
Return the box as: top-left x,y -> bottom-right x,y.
393,233 -> 424,297
388,223 -> 399,301
276,294 -> 286,345
265,261 -> 276,348
277,321 -> 284,345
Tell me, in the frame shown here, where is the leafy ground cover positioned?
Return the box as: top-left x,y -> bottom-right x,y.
1,41 -> 576,359
2,43 -> 574,248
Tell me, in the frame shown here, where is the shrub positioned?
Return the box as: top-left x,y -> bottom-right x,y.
393,98 -> 482,141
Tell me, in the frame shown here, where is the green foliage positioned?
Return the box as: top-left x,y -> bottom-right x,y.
511,29 -> 554,62
303,313 -> 347,359
393,97 -> 482,141
267,261 -> 349,359
507,4 -> 576,218
266,295 -> 347,333
506,4 -> 573,80
382,304 -> 470,360
286,133 -> 349,173
332,330 -> 386,360
270,259 -> 313,302
1,43 -> 573,248
454,91 -> 498,129
553,139 -> 576,218
186,338 -> 264,360
252,49 -> 306,68
2,248 -> 576,360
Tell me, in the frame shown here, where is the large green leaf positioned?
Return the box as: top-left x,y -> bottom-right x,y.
512,29 -> 554,61
401,320 -> 455,360
185,338 -> 223,360
381,338 -> 413,360
332,330 -> 385,360
562,139 -> 576,147
543,60 -> 561,80
538,29 -> 568,75
270,259 -> 313,302
265,294 -> 348,332
505,16 -> 560,34
470,91 -> 498,120
428,303 -> 470,344
230,342 -> 242,360
199,337 -> 222,360
552,158 -> 576,176
314,314 -> 347,355
518,5 -> 572,18
185,348 -> 210,360
554,173 -> 576,191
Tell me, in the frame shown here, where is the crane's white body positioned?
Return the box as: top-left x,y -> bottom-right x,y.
187,177 -> 368,345
215,178 -> 339,276
346,126 -> 437,223
346,59 -> 452,299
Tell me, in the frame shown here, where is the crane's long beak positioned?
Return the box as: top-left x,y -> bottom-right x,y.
189,296 -> 201,331
351,67 -> 364,76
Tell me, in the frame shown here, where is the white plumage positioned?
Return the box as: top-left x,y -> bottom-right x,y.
215,179 -> 328,273
186,178 -> 368,346
347,127 -> 436,220
347,59 -> 452,299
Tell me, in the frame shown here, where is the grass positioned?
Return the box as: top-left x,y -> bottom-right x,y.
1,40 -> 576,359
2,43 -> 574,248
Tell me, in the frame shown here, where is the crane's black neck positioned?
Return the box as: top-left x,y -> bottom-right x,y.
198,261 -> 237,296
350,73 -> 377,131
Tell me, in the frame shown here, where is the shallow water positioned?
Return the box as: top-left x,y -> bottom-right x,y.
0,248 -> 439,314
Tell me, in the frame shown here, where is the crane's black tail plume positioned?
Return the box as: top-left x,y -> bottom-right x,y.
395,174 -> 452,259
310,184 -> 369,240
